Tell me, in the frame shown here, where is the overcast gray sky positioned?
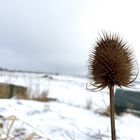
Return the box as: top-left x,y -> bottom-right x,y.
0,0 -> 140,75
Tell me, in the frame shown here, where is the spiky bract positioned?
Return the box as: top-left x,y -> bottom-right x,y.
89,32 -> 136,89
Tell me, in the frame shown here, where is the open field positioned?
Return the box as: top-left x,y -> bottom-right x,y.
0,70 -> 140,140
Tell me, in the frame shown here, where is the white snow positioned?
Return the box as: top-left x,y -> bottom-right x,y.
0,70 -> 140,140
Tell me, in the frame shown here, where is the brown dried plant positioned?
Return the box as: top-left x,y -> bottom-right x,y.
89,32 -> 137,89
88,32 -> 138,140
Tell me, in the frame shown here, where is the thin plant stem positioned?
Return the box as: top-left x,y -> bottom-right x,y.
6,116 -> 16,140
109,86 -> 116,140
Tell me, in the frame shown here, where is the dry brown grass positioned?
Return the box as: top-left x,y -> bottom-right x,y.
30,91 -> 49,102
0,115 -> 50,140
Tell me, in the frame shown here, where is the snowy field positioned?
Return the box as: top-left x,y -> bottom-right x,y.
0,71 -> 140,140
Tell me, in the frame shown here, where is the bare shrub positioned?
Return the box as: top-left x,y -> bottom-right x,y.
31,91 -> 49,102
29,89 -> 57,102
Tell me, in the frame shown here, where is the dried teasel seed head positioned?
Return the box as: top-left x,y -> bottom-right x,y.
88,32 -> 138,89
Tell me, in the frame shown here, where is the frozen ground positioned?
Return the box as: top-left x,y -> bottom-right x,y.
0,71 -> 140,140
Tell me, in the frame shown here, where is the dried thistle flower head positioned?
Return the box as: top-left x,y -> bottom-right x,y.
89,32 -> 137,89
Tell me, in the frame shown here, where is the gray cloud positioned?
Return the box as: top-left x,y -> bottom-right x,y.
2,0 -> 139,76
0,0 -> 91,75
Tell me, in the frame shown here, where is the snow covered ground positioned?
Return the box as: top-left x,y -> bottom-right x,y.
0,71 -> 140,140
